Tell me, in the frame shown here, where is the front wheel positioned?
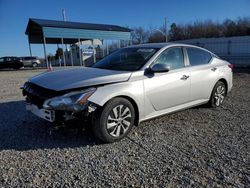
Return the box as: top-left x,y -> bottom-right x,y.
208,81 -> 227,107
93,97 -> 135,143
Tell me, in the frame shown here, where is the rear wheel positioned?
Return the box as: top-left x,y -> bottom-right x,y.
93,97 -> 135,143
208,81 -> 226,107
32,62 -> 38,68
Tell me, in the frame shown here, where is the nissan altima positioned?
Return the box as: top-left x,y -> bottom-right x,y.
22,43 -> 233,142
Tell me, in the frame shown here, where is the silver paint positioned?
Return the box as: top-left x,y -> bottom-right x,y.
27,43 -> 233,123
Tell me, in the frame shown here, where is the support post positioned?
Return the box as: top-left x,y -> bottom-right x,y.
61,38 -> 66,66
70,45 -> 73,66
129,35 -> 132,46
102,45 -> 105,58
43,37 -> 49,69
106,40 -> 109,55
92,40 -> 96,64
28,37 -> 32,57
57,44 -> 61,67
78,38 -> 82,66
117,40 -> 121,49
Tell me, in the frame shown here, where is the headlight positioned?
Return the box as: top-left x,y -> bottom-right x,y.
43,88 -> 96,111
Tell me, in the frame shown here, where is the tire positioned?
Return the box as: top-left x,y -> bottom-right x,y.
208,81 -> 226,107
93,97 -> 135,143
32,63 -> 38,68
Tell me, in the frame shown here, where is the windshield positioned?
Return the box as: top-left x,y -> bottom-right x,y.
93,47 -> 159,71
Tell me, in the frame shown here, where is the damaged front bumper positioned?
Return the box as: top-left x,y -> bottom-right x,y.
26,103 -> 55,122
22,82 -> 99,123
26,100 -> 98,123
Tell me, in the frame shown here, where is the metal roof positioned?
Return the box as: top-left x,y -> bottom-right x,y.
26,18 -> 132,44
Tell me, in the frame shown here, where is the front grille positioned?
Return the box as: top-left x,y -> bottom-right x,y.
23,82 -> 60,108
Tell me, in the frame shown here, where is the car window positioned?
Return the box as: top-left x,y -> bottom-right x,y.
6,58 -> 12,61
0,58 -> 4,62
23,57 -> 36,60
154,47 -> 184,70
93,47 -> 159,71
186,47 -> 212,66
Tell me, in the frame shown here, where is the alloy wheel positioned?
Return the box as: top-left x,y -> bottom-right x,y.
106,105 -> 132,137
214,85 -> 226,106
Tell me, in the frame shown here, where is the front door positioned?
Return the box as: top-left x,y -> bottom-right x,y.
144,47 -> 190,111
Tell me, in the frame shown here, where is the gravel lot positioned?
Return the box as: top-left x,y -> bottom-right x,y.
0,69 -> 249,187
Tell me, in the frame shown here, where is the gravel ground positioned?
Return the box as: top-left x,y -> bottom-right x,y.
0,69 -> 249,187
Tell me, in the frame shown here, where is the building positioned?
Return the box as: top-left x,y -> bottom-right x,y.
25,18 -> 132,68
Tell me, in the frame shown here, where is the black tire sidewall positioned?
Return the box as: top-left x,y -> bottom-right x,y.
93,97 -> 135,143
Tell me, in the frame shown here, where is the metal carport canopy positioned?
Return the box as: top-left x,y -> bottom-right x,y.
25,18 -> 132,44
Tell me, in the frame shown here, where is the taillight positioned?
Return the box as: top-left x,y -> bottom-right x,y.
228,63 -> 234,69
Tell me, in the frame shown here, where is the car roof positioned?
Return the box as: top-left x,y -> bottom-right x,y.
127,42 -> 217,56
0,56 -> 19,58
20,56 -> 37,58
128,42 -> 205,49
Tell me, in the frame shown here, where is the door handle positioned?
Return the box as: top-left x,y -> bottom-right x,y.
211,67 -> 217,72
181,75 -> 189,80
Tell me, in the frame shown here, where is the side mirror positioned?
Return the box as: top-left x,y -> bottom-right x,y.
150,64 -> 170,73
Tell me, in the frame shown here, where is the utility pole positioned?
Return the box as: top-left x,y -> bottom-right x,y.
62,8 -> 66,21
165,17 -> 168,42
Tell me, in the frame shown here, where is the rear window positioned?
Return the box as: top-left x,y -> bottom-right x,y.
186,47 -> 212,66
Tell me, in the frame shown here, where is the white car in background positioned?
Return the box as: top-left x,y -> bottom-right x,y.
20,56 -> 41,68
22,43 -> 233,143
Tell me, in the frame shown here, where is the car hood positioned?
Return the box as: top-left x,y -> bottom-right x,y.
29,67 -> 132,91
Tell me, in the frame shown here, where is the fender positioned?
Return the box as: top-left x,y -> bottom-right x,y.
88,80 -> 145,120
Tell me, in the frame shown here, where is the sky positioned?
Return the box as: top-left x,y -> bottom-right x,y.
0,0 -> 249,57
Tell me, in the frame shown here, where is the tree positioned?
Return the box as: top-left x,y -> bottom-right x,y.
130,17 -> 250,43
55,48 -> 63,59
148,32 -> 165,43
47,53 -> 55,62
236,17 -> 250,36
203,20 -> 221,38
131,27 -> 149,44
70,44 -> 79,50
147,25 -> 167,43
168,23 -> 185,41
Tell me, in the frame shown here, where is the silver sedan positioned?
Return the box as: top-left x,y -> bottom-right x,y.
22,43 -> 233,142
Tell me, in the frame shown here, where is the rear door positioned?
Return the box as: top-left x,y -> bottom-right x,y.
185,47 -> 219,101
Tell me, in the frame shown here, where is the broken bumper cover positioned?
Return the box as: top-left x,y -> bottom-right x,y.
26,101 -> 97,122
23,85 -> 98,122
26,103 -> 55,122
